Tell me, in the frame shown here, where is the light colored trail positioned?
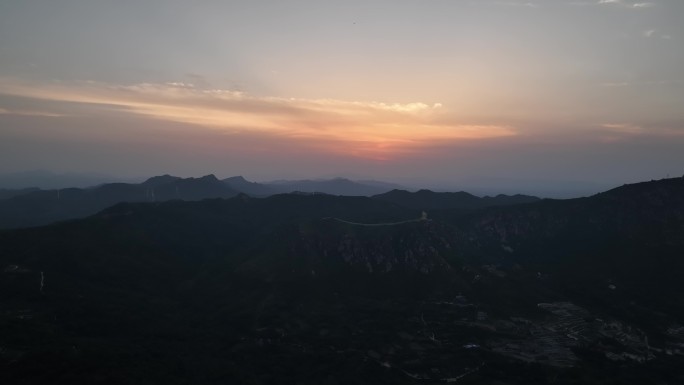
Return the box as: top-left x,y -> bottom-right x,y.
323,217 -> 427,227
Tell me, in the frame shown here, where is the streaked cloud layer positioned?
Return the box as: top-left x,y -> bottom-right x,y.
0,78 -> 516,161
597,0 -> 655,8
1,0 -> 683,192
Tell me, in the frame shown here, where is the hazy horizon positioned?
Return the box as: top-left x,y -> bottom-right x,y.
2,1 -> 683,195
0,168 -> 662,198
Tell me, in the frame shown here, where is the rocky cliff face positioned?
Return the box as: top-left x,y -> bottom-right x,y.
293,219 -> 457,274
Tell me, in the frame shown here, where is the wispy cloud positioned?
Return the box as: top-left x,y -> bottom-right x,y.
641,29 -> 672,39
492,1 -> 539,8
601,122 -> 644,133
0,107 -> 66,117
597,0 -> 655,8
597,122 -> 684,141
0,78 -> 515,161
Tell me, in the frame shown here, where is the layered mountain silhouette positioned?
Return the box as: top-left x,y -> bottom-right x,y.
373,188 -> 540,210
0,187 -> 40,200
0,174 -> 237,229
0,175 -> 535,229
0,170 -> 126,189
222,175 -> 277,197
264,177 -> 404,196
1,177 -> 684,384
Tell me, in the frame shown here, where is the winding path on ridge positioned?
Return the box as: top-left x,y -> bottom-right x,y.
322,216 -> 429,227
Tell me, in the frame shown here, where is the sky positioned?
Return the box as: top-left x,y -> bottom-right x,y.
1,0 -> 683,196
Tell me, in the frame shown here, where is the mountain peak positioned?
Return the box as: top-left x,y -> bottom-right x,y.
143,174 -> 181,186
197,174 -> 219,182
224,175 -> 248,183
416,189 -> 435,194
222,176 -> 275,197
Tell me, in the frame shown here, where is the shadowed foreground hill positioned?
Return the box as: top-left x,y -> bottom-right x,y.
1,178 -> 684,384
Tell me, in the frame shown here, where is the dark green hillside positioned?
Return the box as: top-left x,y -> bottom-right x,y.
1,178 -> 684,384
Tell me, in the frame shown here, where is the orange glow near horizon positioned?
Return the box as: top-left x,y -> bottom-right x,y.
0,78 -> 517,160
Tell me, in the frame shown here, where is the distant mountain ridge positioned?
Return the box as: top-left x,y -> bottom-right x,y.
141,174 -> 182,187
373,189 -> 540,210
0,174 -> 237,229
222,176 -> 277,197
0,187 -> 40,200
0,174 -> 543,229
0,170 -> 131,189
262,177 -> 404,196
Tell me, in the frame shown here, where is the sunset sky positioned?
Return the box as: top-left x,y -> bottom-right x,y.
1,0 -> 683,195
